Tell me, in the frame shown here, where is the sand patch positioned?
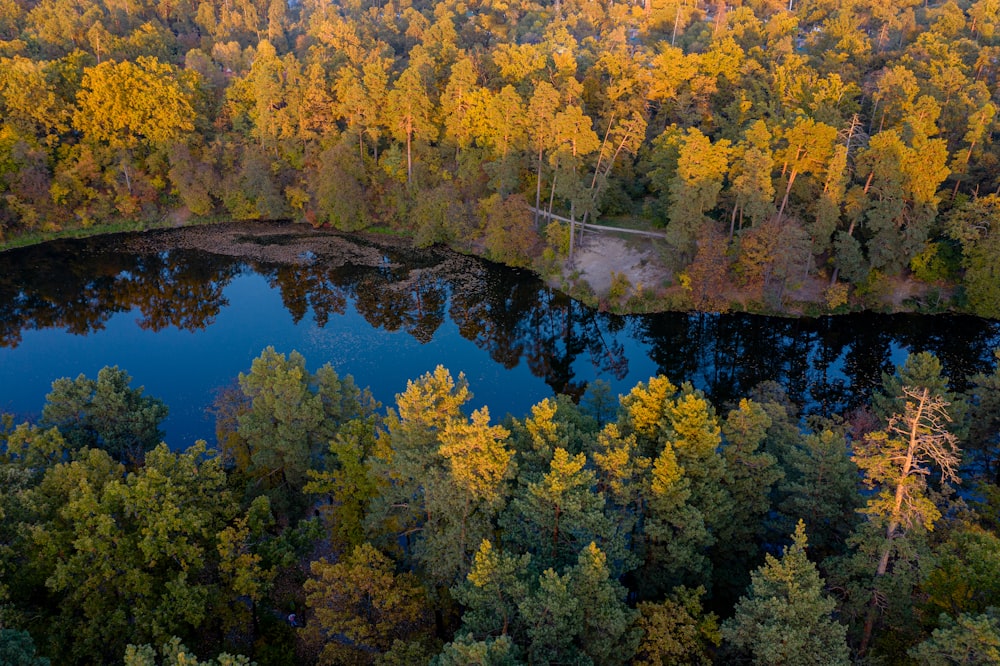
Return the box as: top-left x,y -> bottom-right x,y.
568,234 -> 671,297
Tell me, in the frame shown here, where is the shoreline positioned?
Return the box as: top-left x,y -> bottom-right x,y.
1,215 -> 967,320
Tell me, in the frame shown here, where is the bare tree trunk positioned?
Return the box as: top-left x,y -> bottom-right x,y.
547,172 -> 557,220
568,201 -> 576,264
777,169 -> 798,221
671,0 -> 682,46
535,145 -> 544,225
406,128 -> 412,184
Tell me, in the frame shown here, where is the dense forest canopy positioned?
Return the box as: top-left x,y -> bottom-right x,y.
2,347 -> 1000,663
1,0 -> 1000,312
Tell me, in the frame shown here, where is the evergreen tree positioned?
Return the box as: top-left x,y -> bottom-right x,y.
634,587 -> 720,666
302,543 -> 433,665
41,365 -> 168,463
722,521 -> 849,666
909,611 -> 1000,666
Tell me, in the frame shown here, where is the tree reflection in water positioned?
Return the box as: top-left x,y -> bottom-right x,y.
1,225 -> 999,418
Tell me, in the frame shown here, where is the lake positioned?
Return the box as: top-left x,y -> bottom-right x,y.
2,221 -> 998,447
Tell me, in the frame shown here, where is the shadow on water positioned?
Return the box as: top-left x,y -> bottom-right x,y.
2,223 -> 999,425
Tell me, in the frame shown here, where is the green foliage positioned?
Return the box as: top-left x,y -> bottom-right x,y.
634,587 -> 720,666
909,611 -> 1000,666
304,418 -> 381,552
722,522 -> 850,666
310,136 -> 371,231
433,634 -> 523,666
28,442 -> 239,663
923,527 -> 1000,619
12,345 -> 1000,665
123,637 -> 252,666
303,543 -> 433,665
453,539 -> 532,640
41,365 -> 167,463
715,398 -> 784,600
231,347 -> 369,503
502,447 -> 619,575
777,428 -> 862,559
479,193 -> 539,268
910,241 -> 960,283
0,629 -> 50,666
411,183 -> 464,247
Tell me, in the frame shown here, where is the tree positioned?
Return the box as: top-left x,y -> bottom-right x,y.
774,117 -> 837,222
722,521 -> 849,666
715,399 -> 784,599
0,56 -> 72,141
778,428 -> 862,559
232,347 -> 368,498
566,542 -> 640,665
452,539 -> 531,640
433,635 -> 522,665
518,567 -> 582,664
368,367 -> 515,588
634,587 -> 720,666
467,85 -> 526,196
41,365 -> 167,463
28,443 -> 238,663
909,611 -> 1000,666
302,543 -> 433,665
852,385 -> 962,656
385,63 -> 434,184
73,56 -> 197,152
923,527 -> 1000,619
547,103 -> 600,225
946,195 -> 1000,319
854,130 -> 950,275
0,630 -> 50,666
526,81 -> 562,222
303,419 -> 381,553
479,193 -> 538,268
502,447 -> 617,574
619,379 -> 728,595
965,349 -> 1000,485
727,120 -> 776,236
308,136 -> 371,231
225,41 -> 297,151
664,128 -> 732,261
123,637 -> 251,666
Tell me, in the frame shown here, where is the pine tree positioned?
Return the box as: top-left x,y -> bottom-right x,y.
722,521 -> 849,666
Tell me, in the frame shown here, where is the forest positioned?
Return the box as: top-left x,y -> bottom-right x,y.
1,0 -> 1000,313
2,347 -> 1000,664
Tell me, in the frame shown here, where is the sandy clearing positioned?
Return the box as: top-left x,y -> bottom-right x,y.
568,233 -> 671,297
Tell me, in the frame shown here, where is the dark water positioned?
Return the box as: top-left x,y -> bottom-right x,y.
2,222 -> 998,447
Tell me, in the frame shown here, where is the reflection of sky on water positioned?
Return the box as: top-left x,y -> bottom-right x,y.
3,236 -> 1000,449
4,270 -> 646,447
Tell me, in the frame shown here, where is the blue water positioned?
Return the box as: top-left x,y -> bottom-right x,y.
2,226 -> 998,448
1,269 -> 660,446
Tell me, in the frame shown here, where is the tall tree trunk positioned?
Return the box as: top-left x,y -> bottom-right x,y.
535,145 -> 544,225
672,0 -> 682,46
406,127 -> 412,184
858,389 -> 928,658
777,169 -> 798,221
568,201 -> 576,264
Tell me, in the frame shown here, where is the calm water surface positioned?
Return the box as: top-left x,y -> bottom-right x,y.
2,222 -> 998,446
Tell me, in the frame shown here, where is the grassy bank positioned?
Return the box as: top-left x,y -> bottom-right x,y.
0,214 -> 234,253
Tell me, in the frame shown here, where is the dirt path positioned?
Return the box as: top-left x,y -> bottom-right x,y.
568,234 -> 671,297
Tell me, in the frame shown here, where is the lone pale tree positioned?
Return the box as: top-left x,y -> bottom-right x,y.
852,386 -> 961,656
